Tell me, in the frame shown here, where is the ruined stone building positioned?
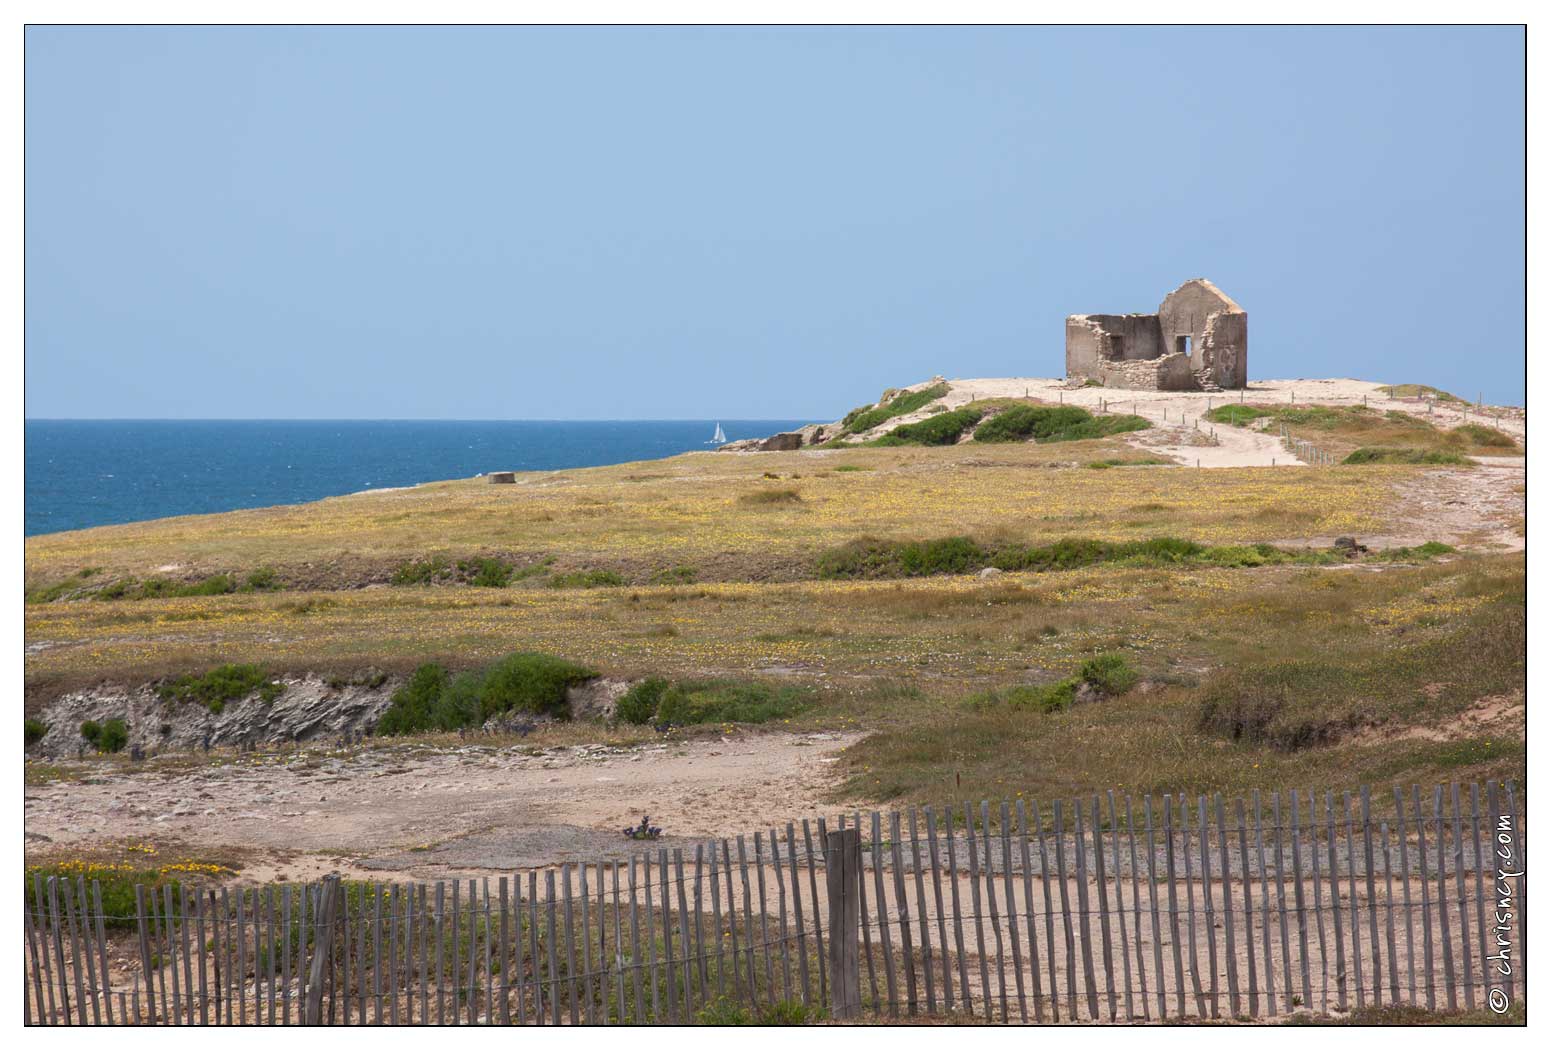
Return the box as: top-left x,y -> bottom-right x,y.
1065,278 -> 1247,391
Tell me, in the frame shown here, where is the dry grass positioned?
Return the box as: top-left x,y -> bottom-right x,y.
24,440 -> 1523,805
26,442 -> 1409,590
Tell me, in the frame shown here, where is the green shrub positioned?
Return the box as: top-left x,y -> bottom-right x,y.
1449,423 -> 1517,449
547,569 -> 627,589
24,718 -> 47,747
617,678 -> 670,724
458,557 -> 513,588
738,488 -> 802,506
650,565 -> 697,585
391,556 -> 452,586
97,718 -> 129,754
1203,404 -> 1274,427
158,664 -> 281,714
1342,447 -> 1471,466
1078,652 -> 1139,696
376,663 -> 450,735
477,652 -> 595,721
243,567 -> 282,591
832,464 -> 871,472
757,999 -> 826,1024
972,404 -> 1150,444
80,720 -> 102,746
815,536 -> 991,579
871,407 -> 984,446
841,382 -> 951,434
696,997 -> 753,1025
434,671 -> 487,729
654,680 -> 809,726
26,567 -> 103,604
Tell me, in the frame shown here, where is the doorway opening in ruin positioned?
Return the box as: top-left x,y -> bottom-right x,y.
1176,335 -> 1193,358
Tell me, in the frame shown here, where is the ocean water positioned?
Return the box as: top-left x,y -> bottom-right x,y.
24,419 -> 812,536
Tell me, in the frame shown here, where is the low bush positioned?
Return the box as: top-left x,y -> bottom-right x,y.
24,718 -> 47,747
477,652 -> 595,720
654,680 -> 810,726
375,664 -> 449,735
1448,423 -> 1517,449
738,488 -> 803,506
840,382 -> 950,435
871,407 -> 984,446
97,718 -> 129,753
616,678 -> 670,724
158,664 -> 282,713
975,653 -> 1139,715
815,535 -> 1361,580
1203,404 -> 1274,427
458,557 -> 513,588
374,652 -> 594,734
391,557 -> 452,586
1342,447 -> 1471,465
972,404 -> 1150,444
80,720 -> 102,747
547,569 -> 627,589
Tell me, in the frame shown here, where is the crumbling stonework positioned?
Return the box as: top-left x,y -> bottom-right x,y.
1065,278 -> 1246,390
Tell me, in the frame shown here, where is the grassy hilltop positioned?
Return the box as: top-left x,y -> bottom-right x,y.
24,393 -> 1524,804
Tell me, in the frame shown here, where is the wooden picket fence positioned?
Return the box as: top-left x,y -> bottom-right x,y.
23,780 -> 1525,1025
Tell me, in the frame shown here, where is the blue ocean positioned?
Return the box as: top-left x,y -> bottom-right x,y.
24,419 -> 812,536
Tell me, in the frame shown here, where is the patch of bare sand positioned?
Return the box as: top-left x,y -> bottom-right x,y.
25,731 -> 866,880
1344,692 -> 1524,748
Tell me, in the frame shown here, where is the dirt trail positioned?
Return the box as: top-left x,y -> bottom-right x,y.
25,731 -> 866,879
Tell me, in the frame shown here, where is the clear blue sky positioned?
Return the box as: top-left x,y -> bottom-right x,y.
25,26 -> 1525,419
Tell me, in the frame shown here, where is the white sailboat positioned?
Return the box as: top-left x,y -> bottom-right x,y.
706,422 -> 727,445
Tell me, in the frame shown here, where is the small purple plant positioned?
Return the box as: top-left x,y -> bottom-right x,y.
623,815 -> 662,841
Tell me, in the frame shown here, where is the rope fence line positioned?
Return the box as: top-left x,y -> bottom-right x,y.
24,780 -> 1524,1025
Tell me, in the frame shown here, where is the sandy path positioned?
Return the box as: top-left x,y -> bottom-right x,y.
25,731 -> 866,878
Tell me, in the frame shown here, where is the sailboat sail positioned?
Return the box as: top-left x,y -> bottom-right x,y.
708,423 -> 727,444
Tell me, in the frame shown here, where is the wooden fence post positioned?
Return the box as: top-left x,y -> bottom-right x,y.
825,828 -> 862,1020
303,877 -> 338,1025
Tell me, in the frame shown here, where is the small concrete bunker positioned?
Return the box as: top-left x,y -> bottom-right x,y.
1065,278 -> 1247,391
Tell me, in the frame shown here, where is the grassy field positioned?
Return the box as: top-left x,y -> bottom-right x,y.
25,439 -> 1411,590
24,438 -> 1524,806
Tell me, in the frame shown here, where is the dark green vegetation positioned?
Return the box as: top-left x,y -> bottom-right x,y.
966,653 -> 1139,714
1087,456 -> 1171,469
28,567 -> 282,604
870,407 -> 984,446
695,997 -> 826,1025
24,718 -> 47,747
79,718 -> 128,753
839,382 -> 950,435
812,535 -> 1393,580
375,652 -> 596,734
1203,404 -> 1271,427
157,664 -> 284,713
613,677 -> 810,727
971,404 -> 1150,444
391,556 -> 525,587
546,569 -> 628,588
24,567 -> 102,603
738,488 -> 803,506
1343,447 -> 1471,466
